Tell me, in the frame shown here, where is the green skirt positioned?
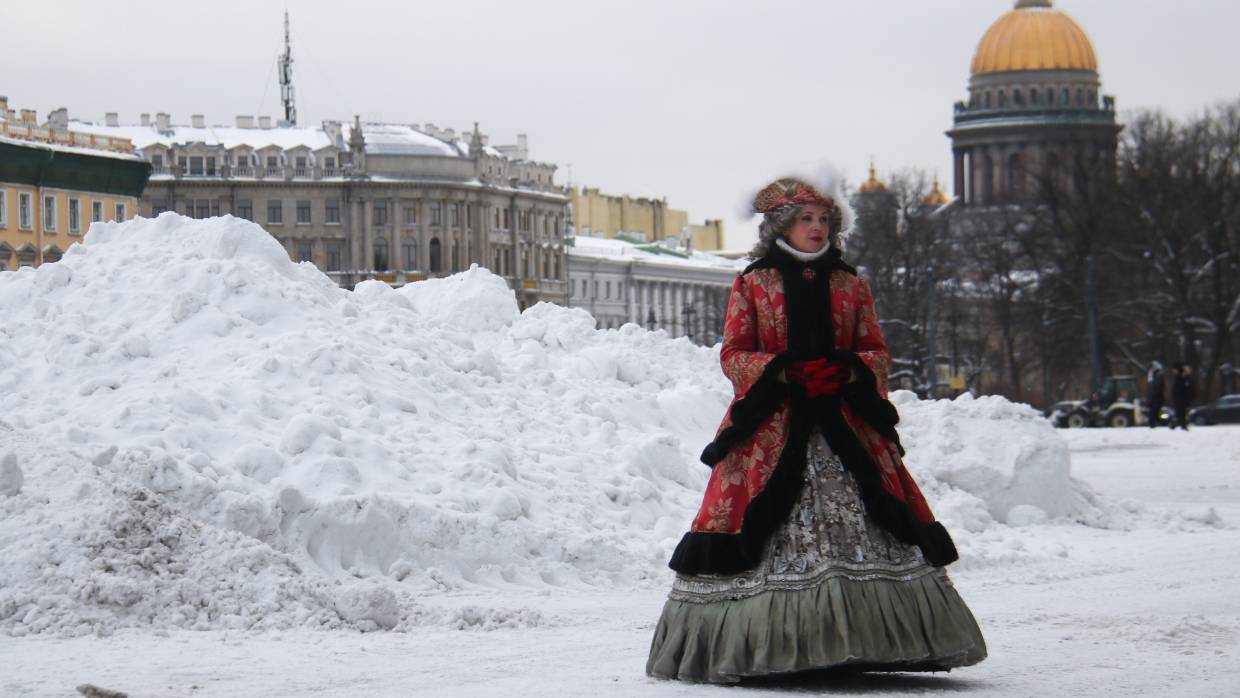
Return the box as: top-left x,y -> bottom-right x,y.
646,434 -> 987,683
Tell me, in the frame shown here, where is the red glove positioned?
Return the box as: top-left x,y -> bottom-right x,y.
785,359 -> 852,398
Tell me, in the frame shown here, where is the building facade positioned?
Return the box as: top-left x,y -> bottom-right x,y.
567,235 -> 742,344
0,97 -> 150,271
946,0 -> 1120,208
570,187 -> 725,251
71,113 -> 569,306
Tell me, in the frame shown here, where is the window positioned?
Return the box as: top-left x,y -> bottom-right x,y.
91,200 -> 104,222
1045,88 -> 1054,105
403,240 -> 417,269
324,157 -> 336,171
494,209 -> 500,227
151,154 -> 164,170
267,200 -> 283,224
431,202 -> 442,226
235,153 -> 250,168
296,241 -> 313,263
69,198 -> 81,233
605,281 -> 611,299
1013,89 -> 1024,107
326,243 -> 342,272
502,208 -> 510,229
296,200 -> 311,224
237,200 -> 253,221
325,199 -> 340,224
152,200 -> 169,216
194,199 -> 211,219
429,238 -> 442,273
373,201 -> 388,226
189,156 -> 204,176
0,188 -> 6,228
451,243 -> 459,272
1060,88 -> 1070,106
115,203 -> 127,222
997,90 -> 1007,108
295,156 -> 307,169
43,195 -> 57,231
466,205 -> 473,227
403,205 -> 417,226
983,92 -> 991,109
373,237 -> 389,271
206,157 -> 217,176
178,156 -> 188,174
593,280 -> 599,299
450,205 -> 459,227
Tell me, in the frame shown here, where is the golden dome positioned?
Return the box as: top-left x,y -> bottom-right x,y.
859,161 -> 887,194
923,175 -> 950,207
971,0 -> 1098,75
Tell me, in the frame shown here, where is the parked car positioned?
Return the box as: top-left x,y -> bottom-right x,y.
1187,394 -> 1240,425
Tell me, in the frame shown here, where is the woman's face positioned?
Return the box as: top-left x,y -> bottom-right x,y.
784,204 -> 831,254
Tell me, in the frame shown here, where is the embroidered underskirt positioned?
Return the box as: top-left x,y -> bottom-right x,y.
646,433 -> 987,683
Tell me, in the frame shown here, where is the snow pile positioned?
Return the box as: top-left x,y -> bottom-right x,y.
894,391 -> 1089,526
0,213 -> 1107,635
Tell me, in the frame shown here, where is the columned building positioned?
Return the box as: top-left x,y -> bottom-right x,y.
947,0 -> 1120,207
71,114 -> 569,306
567,236 -> 742,344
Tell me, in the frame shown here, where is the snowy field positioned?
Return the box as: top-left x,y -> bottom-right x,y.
2,215 -> 1238,696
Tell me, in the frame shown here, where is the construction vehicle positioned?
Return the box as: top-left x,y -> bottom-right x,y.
1046,375 -> 1159,428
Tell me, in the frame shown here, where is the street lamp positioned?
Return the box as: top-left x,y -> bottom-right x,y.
683,302 -> 698,343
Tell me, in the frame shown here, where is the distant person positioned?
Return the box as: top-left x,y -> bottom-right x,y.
646,174 -> 985,683
1146,361 -> 1166,428
1171,363 -> 1196,430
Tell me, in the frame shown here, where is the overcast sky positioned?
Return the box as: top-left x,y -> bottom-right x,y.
4,0 -> 1238,248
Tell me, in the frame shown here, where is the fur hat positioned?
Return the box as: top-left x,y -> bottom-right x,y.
744,165 -> 856,243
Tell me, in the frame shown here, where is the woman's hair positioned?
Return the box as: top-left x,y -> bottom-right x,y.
748,204 -> 841,259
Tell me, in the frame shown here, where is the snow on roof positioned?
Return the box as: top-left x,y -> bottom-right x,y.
569,234 -> 748,272
0,134 -> 145,162
68,121 -> 533,163
68,121 -> 337,151
349,122 -> 460,157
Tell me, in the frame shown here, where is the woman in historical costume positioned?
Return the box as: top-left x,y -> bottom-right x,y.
646,174 -> 987,683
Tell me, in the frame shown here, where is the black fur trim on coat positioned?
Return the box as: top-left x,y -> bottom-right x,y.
671,393 -> 815,575
699,352 -> 797,467
831,349 -> 905,456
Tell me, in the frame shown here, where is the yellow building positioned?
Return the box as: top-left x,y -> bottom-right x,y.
0,97 -> 150,270
570,186 -> 724,251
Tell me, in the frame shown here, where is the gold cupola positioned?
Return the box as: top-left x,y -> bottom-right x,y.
859,161 -> 887,194
970,0 -> 1098,75
923,175 -> 950,207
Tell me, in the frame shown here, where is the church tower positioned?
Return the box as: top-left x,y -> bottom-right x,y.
946,0 -> 1120,207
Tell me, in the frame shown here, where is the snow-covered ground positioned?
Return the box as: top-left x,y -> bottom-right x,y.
2,215 -> 1238,696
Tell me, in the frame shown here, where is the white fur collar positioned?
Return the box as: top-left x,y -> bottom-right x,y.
776,237 -> 832,262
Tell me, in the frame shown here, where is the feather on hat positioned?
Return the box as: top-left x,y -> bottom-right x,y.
743,164 -> 856,244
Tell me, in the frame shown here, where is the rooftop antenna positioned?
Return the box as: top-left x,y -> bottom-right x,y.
279,10 -> 297,125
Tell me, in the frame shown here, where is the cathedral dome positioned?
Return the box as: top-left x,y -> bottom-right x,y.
970,0 -> 1097,75
859,162 -> 887,194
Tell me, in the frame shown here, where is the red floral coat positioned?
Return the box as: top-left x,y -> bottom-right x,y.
689,267 -> 937,536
